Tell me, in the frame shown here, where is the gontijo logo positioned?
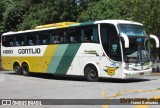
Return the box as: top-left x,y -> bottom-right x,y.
18,48 -> 41,54
3,48 -> 41,55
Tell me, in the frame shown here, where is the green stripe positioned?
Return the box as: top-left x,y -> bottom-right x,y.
79,21 -> 94,26
47,44 -> 68,73
70,21 -> 94,27
55,43 -> 81,74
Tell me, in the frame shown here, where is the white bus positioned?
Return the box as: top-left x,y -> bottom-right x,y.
1,20 -> 159,81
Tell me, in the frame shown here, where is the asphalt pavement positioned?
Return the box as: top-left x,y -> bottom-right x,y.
0,71 -> 160,108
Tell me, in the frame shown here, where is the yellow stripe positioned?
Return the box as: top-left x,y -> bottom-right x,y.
1,57 -> 40,71
1,45 -> 58,73
37,45 -> 58,73
35,22 -> 79,29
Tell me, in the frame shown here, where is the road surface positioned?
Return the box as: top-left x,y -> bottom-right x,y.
0,71 -> 160,108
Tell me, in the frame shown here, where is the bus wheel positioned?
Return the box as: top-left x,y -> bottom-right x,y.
84,65 -> 99,82
13,64 -> 22,75
22,63 -> 30,76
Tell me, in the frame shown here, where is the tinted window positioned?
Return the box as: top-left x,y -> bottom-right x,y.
118,24 -> 147,36
50,29 -> 65,44
66,27 -> 81,43
38,32 -> 50,45
26,33 -> 37,46
14,35 -> 26,46
82,25 -> 99,43
100,24 -> 122,61
2,35 -> 13,47
2,25 -> 99,47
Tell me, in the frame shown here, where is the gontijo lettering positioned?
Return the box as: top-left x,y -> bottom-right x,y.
18,48 -> 41,54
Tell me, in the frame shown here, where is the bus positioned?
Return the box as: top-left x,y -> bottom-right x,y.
1,20 -> 159,81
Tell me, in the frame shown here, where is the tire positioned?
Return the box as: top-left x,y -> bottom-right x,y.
22,63 -> 30,76
13,64 -> 22,75
84,65 -> 99,82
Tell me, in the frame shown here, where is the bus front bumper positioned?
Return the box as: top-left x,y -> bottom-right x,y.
122,68 -> 152,79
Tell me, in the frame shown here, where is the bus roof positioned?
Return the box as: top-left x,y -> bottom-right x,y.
94,20 -> 143,25
2,20 -> 143,36
35,22 -> 79,29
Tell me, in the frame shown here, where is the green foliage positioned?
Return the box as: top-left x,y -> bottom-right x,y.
78,0 -> 121,21
0,0 -> 14,32
18,3 -> 46,30
2,0 -> 26,31
0,0 -> 160,39
19,0 -> 78,30
120,0 -> 160,36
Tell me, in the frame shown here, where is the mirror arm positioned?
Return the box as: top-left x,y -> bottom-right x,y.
120,33 -> 129,48
150,35 -> 159,48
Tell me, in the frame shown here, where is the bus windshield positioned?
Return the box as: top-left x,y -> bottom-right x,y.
118,24 -> 147,36
123,37 -> 150,64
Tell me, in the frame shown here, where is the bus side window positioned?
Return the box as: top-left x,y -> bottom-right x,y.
84,30 -> 92,43
14,35 -> 26,46
49,35 -> 54,44
92,27 -> 99,43
21,41 -> 24,46
42,39 -> 47,44
70,36 -> 77,42
66,27 -> 81,43
15,41 -> 20,46
60,37 -> 63,43
29,40 -> 34,45
53,36 -> 60,43
27,33 -> 38,46
50,29 -> 65,44
83,25 -> 99,43
38,32 -> 50,45
2,36 -> 14,47
10,42 -> 13,47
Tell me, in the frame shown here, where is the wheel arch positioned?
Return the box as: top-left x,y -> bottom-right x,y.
13,61 -> 21,69
83,62 -> 100,77
21,61 -> 30,71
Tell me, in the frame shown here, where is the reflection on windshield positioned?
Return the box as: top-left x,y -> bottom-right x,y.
123,37 -> 150,63
119,24 -> 146,36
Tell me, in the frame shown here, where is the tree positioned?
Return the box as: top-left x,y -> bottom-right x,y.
78,0 -> 121,21
120,0 -> 160,36
19,0 -> 78,30
0,0 -> 14,32
3,0 -> 26,31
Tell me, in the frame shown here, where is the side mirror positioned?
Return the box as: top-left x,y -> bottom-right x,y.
150,35 -> 159,48
120,33 -> 129,48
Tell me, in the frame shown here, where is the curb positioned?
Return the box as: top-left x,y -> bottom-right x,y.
151,72 -> 160,76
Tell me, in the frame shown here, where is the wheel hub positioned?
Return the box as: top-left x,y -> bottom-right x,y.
90,69 -> 97,78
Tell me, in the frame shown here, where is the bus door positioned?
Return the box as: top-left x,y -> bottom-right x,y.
99,24 -> 123,78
